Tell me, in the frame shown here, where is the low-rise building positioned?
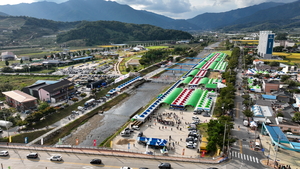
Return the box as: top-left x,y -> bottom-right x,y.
2,90 -> 37,112
262,80 -> 280,93
1,51 -> 16,61
38,79 -> 75,103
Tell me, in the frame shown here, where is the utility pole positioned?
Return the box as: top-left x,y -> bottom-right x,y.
3,113 -> 9,139
274,136 -> 280,168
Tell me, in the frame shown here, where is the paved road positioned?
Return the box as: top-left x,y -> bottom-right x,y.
0,148 -> 258,169
231,52 -> 266,169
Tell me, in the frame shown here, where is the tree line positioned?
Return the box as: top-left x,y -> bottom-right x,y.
57,21 -> 192,46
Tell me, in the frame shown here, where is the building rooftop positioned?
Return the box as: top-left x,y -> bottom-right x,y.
2,90 -> 37,103
41,79 -> 73,93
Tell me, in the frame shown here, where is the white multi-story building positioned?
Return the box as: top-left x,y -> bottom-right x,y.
257,31 -> 275,59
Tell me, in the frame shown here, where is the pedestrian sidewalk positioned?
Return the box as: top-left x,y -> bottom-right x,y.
259,133 -> 299,169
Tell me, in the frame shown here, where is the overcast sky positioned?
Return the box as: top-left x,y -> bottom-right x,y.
0,0 -> 297,19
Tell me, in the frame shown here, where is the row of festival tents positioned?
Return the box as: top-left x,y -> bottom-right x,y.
133,80 -> 182,122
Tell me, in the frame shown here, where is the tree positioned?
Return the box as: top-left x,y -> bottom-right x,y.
38,102 -> 49,111
275,33 -> 288,40
273,46 -> 284,52
20,59 -> 23,64
5,60 -> 9,66
264,74 -> 270,78
292,112 -> 300,123
29,58 -> 32,62
243,109 -> 254,122
280,75 -> 290,82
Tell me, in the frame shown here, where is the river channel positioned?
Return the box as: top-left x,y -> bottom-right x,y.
75,43 -> 220,146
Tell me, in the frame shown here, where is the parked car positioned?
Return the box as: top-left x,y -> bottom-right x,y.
121,130 -> 131,137
27,153 -> 38,158
124,128 -> 134,133
186,144 -> 196,149
158,163 -> 171,169
0,151 -> 9,156
50,155 -> 62,161
90,158 -> 102,164
132,126 -> 140,130
138,132 -> 143,137
192,116 -> 199,120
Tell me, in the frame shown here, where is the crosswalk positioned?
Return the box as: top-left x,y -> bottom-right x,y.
230,151 -> 260,163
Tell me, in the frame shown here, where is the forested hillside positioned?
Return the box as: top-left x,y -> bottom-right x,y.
56,21 -> 193,45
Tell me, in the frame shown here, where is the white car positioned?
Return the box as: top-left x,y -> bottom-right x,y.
120,167 -> 131,169
50,155 -> 62,161
131,125 -> 140,130
192,116 -> 199,120
0,151 -> 9,156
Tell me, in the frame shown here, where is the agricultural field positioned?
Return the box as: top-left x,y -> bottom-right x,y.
146,46 -> 169,49
231,39 -> 259,44
270,52 -> 300,64
0,75 -> 64,91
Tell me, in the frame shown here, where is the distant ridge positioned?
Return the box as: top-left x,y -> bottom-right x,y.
0,0 -> 298,31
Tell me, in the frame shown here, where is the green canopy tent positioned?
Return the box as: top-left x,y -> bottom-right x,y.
182,76 -> 193,84
205,83 -> 217,89
162,88 -> 183,105
208,61 -> 218,70
199,77 -> 209,84
185,89 -> 203,107
188,69 -> 200,77
195,61 -> 207,69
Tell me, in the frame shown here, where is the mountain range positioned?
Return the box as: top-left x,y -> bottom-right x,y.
0,0 -> 300,32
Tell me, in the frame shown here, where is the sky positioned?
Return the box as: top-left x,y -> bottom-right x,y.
0,0 -> 297,19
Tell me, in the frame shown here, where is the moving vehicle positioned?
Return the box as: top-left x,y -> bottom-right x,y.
27,153 -> 38,158
90,158 -> 102,164
254,142 -> 261,150
158,163 -> 171,169
120,167 -> 131,169
0,151 -> 9,156
50,155 -> 63,161
243,120 -> 249,126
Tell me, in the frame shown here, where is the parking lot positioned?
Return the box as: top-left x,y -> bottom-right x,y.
112,107 -> 212,158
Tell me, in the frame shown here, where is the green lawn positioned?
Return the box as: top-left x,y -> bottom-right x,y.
219,50 -> 232,56
0,129 -> 52,143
